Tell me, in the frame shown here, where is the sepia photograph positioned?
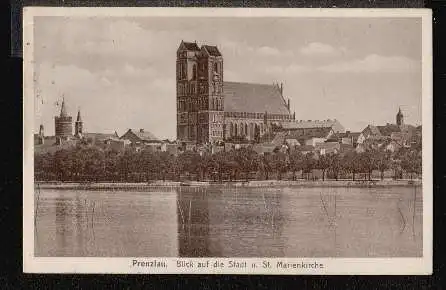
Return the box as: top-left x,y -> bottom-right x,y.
23,8 -> 432,274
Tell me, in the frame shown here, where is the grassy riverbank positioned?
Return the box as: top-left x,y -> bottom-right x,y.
35,179 -> 422,191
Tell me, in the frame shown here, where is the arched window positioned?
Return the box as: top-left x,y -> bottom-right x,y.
240,123 -> 244,136
181,63 -> 186,80
230,123 -> 234,138
249,123 -> 254,139
245,123 -> 248,137
234,123 -> 238,137
192,64 -> 197,80
214,63 -> 218,73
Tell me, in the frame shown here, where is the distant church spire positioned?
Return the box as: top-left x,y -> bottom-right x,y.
60,97 -> 68,117
76,109 -> 82,122
75,108 -> 83,138
396,106 -> 404,127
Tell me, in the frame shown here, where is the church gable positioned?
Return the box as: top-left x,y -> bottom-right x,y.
120,129 -> 158,144
177,41 -> 200,53
202,45 -> 222,57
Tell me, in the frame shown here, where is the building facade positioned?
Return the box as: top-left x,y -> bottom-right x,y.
176,41 -> 295,145
359,108 -> 421,150
176,41 -> 224,144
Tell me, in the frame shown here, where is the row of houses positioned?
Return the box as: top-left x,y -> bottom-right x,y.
35,122 -> 420,157
252,109 -> 422,156
36,106 -> 421,158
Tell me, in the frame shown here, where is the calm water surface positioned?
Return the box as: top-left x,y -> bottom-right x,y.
34,186 -> 422,257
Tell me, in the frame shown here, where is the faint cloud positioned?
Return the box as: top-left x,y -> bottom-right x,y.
300,42 -> 342,56
221,41 -> 294,59
256,46 -> 281,56
223,70 -> 241,81
318,54 -> 420,73
100,76 -> 112,86
266,64 -> 310,74
219,40 -> 253,57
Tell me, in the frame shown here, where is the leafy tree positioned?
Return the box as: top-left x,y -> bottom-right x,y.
401,149 -> 422,180
118,148 -> 137,181
140,149 -> 156,181
289,150 -> 304,180
82,146 -> 105,181
344,151 -> 361,181
375,150 -> 391,180
270,151 -> 288,180
302,152 -> 316,180
35,152 -> 55,181
34,134 -> 417,184
317,154 -> 331,181
358,150 -> 376,181
54,148 -> 74,181
233,147 -> 260,181
178,150 -> 202,181
257,153 -> 271,180
327,153 -> 341,181
211,151 -> 231,181
104,148 -> 120,182
158,151 -> 174,182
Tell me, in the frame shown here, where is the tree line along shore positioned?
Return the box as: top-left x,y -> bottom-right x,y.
34,142 -> 422,184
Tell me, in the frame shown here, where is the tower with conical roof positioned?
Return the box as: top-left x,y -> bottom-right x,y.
75,108 -> 83,138
54,97 -> 73,140
396,107 -> 404,127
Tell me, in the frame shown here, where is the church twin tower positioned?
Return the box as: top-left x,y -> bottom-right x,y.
176,41 -> 225,144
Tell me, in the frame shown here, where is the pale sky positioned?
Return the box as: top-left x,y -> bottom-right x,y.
33,16 -> 422,139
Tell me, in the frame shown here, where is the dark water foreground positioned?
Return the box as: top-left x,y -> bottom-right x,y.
34,186 -> 423,257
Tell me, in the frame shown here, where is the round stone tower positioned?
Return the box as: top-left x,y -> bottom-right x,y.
54,98 -> 73,139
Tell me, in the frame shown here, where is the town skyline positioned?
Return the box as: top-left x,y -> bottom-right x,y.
33,17 -> 422,139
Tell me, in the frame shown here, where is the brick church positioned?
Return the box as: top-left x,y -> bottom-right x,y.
176,41 -> 295,145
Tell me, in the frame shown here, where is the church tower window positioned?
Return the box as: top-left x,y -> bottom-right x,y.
192,64 -> 197,80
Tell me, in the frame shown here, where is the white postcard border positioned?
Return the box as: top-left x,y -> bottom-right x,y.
23,7 -> 433,275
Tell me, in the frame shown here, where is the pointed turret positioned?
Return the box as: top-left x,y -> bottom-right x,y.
75,108 -> 83,138
76,109 -> 82,122
59,97 -> 68,117
396,106 -> 404,127
39,124 -> 44,137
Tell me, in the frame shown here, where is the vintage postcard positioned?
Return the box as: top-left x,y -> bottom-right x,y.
23,7 -> 432,275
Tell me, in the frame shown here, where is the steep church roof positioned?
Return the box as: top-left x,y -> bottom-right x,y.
223,82 -> 290,115
362,125 -> 382,136
202,45 -> 222,57
120,129 -> 158,142
134,129 -> 158,141
180,41 -> 200,51
377,124 -> 401,136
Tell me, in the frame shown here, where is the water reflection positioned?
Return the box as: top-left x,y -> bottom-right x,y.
55,197 -> 68,256
35,186 -> 423,257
